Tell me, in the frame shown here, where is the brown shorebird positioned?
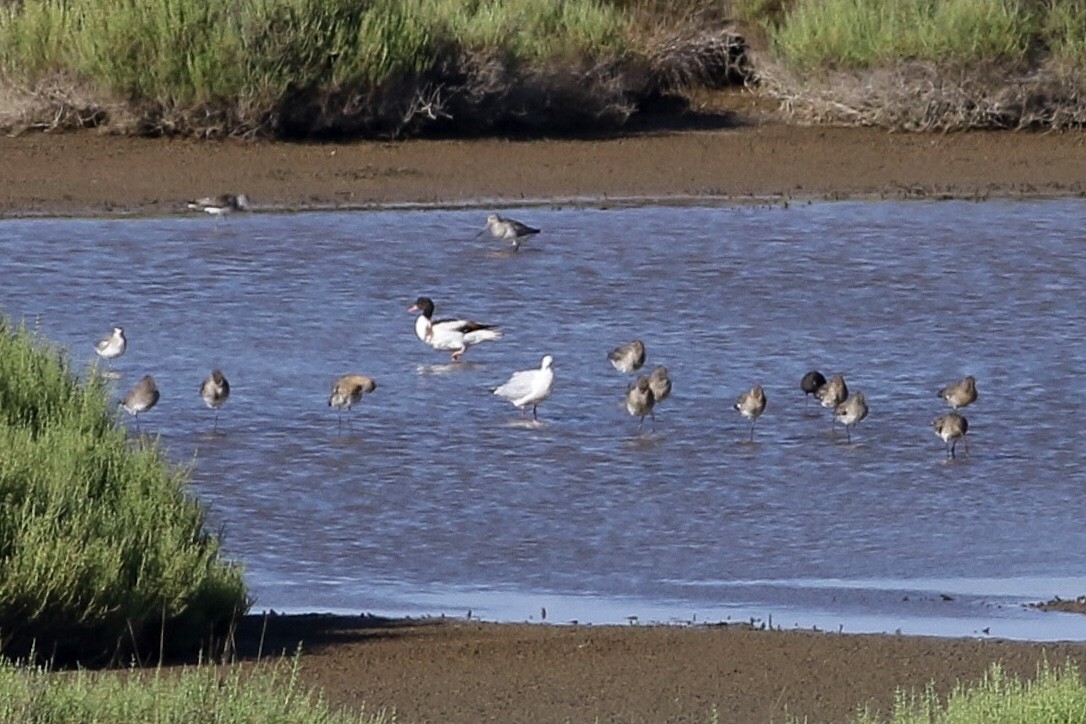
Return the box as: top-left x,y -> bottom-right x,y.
834,391 -> 868,443
608,339 -> 646,374
200,369 -> 231,432
937,375 -> 977,410
933,412 -> 969,459
480,213 -> 540,250
626,375 -> 656,431
328,374 -> 377,432
119,374 -> 159,432
187,194 -> 251,215
492,355 -> 555,421
817,374 -> 849,426
734,384 -> 767,442
648,365 -> 671,405
409,296 -> 503,362
800,370 -> 827,405
95,326 -> 127,361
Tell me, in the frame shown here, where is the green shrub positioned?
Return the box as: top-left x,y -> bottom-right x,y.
0,318 -> 248,663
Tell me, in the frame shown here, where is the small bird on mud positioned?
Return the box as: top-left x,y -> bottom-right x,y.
187,194 -> 251,215
734,384 -> 767,442
119,374 -> 159,432
608,339 -> 646,374
328,374 -> 377,432
480,213 -> 540,250
491,355 -> 555,421
626,375 -> 656,431
937,375 -> 977,410
933,411 -> 969,459
200,369 -> 231,432
834,391 -> 868,443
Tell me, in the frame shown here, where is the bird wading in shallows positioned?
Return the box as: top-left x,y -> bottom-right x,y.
200,369 -> 231,432
937,375 -> 977,410
933,411 -> 969,459
119,374 -> 159,432
480,213 -> 540,250
626,375 -> 656,431
408,296 -> 503,362
492,356 -> 555,421
734,384 -> 767,442
608,339 -> 646,374
328,374 -> 377,432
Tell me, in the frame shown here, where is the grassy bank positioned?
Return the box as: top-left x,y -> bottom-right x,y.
0,318 -> 248,663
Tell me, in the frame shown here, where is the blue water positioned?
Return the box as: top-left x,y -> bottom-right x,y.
3,199 -> 1086,640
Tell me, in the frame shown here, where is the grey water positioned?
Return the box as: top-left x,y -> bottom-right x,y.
3,200 -> 1086,641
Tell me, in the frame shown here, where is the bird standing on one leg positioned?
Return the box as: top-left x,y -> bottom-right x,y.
200,369 -> 231,433
626,375 -> 656,432
328,374 -> 377,433
734,384 -> 767,442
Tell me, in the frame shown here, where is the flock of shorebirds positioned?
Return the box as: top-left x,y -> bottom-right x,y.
99,204 -> 976,457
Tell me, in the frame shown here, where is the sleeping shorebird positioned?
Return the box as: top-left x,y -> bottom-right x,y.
95,326 -> 127,362
119,374 -> 159,432
734,384 -> 767,442
481,213 -> 540,250
933,412 -> 969,459
608,339 -> 646,374
409,296 -> 503,362
199,369 -> 231,432
817,374 -> 849,427
800,370 -> 827,405
187,194 -> 251,216
834,391 -> 868,443
648,365 -> 671,406
328,374 -> 377,432
625,375 -> 656,431
937,375 -> 977,410
492,355 -> 555,421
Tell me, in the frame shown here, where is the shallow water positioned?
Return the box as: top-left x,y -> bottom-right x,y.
3,200 -> 1086,641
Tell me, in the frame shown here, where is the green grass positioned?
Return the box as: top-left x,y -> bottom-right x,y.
853,660 -> 1086,724
768,0 -> 1033,70
0,652 -> 388,723
0,317 -> 248,662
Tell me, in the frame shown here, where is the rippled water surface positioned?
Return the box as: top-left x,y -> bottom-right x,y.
3,200 -> 1086,640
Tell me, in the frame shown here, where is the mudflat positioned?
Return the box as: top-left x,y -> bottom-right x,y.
6,120 -> 1086,722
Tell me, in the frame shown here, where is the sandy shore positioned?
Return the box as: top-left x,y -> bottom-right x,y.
6,120 -> 1086,722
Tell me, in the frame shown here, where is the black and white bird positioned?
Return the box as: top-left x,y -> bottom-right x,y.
408,296 -> 503,362
187,194 -> 251,215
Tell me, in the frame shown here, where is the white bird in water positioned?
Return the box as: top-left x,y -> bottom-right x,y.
937,375 -> 977,410
625,375 -> 656,431
187,194 -> 251,215
119,374 -> 159,432
481,213 -> 540,250
199,369 -> 230,432
492,355 -> 555,421
328,374 -> 377,432
95,326 -> 126,362
834,391 -> 868,443
933,412 -> 969,459
734,384 -> 766,442
608,339 -> 645,374
409,296 -> 503,362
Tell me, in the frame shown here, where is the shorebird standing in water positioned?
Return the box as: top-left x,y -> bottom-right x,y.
480,213 -> 540,250
95,326 -> 127,367
608,339 -> 645,374
408,296 -> 503,362
200,369 -> 231,432
937,375 -> 977,410
492,355 -> 555,421
816,374 -> 849,426
800,370 -> 827,405
119,374 -> 159,433
625,375 -> 656,431
328,374 -> 377,433
933,412 -> 969,459
187,194 -> 251,216
734,384 -> 767,442
834,391 -> 868,443
648,365 -> 671,406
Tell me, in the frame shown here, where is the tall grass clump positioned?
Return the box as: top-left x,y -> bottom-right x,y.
0,317 -> 248,663
1,0 -> 723,137
853,660 -> 1086,724
770,0 -> 1033,70
0,653 -> 388,723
